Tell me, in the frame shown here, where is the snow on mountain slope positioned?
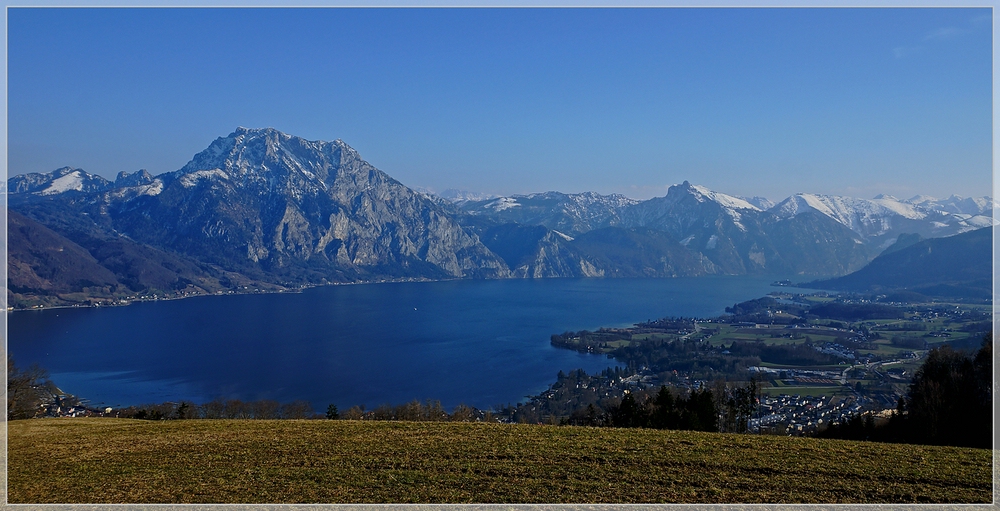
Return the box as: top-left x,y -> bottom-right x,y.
741,196 -> 776,210
430,188 -> 499,203
771,194 -> 919,238
771,192 -> 995,240
9,167 -> 112,196
906,194 -> 995,216
39,170 -> 86,195
685,183 -> 761,211
459,191 -> 640,236
484,196 -> 522,212
179,169 -> 230,188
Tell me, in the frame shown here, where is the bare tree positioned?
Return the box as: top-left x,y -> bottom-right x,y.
341,405 -> 366,420
7,355 -> 49,420
279,400 -> 313,419
251,399 -> 281,419
450,404 -> 477,422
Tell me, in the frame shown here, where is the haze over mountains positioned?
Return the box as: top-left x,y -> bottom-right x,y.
7,128 -> 994,308
805,226 -> 992,300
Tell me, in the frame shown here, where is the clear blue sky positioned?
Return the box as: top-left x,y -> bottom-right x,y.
7,7 -> 993,201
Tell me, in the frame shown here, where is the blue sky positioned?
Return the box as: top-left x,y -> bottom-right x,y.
7,7 -> 993,201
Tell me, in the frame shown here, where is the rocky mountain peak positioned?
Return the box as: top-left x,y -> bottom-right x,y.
171,127 -> 368,195
664,181 -> 760,211
115,169 -> 154,188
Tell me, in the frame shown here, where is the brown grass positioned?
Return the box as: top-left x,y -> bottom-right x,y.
8,417 -> 993,504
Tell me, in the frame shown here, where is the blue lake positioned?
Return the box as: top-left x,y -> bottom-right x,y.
8,276 -> 813,411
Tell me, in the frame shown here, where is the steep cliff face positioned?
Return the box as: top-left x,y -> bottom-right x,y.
477,223 -> 603,278
16,128 -> 511,283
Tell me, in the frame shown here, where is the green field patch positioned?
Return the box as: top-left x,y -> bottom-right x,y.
630,333 -> 675,342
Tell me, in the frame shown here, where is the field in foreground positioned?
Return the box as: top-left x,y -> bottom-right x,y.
8,418 -> 993,504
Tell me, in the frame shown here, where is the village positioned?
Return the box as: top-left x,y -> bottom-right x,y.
535,292 -> 990,433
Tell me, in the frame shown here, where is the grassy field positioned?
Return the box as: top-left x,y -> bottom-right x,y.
8,418 -> 993,504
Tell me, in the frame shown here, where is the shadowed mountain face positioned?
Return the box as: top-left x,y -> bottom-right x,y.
7,210 -> 240,308
804,227 -> 992,299
7,210 -> 120,296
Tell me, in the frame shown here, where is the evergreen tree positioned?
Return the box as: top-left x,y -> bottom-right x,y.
326,404 -> 340,420
650,386 -> 679,429
906,334 -> 991,447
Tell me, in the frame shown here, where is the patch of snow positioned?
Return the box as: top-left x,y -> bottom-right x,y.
906,194 -> 938,205
138,180 -> 164,196
487,197 -> 522,211
688,184 -> 760,211
741,196 -> 776,210
38,171 -> 84,195
705,234 -> 719,250
963,215 -> 996,228
109,179 -> 165,199
180,169 -> 229,188
435,189 -> 499,202
772,193 -> 926,237
552,230 -> 575,241
869,197 -> 924,220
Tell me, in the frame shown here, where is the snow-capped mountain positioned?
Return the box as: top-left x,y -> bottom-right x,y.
622,181 -> 760,232
905,194 -> 994,216
11,127 -> 510,283
741,196 -> 777,210
459,190 -> 640,236
9,167 -> 114,195
769,193 -> 995,244
619,181 -> 870,275
7,129 -> 992,306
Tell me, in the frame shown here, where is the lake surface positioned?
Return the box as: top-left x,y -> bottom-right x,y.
8,276 -> 814,411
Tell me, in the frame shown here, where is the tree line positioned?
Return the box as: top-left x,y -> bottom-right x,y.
117,398 -> 317,420
561,386 -> 719,431
817,333 -> 992,448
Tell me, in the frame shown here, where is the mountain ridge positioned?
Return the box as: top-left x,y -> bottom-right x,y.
803,227 -> 992,299
8,127 -> 992,308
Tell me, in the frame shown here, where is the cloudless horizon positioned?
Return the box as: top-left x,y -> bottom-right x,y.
7,7 -> 993,201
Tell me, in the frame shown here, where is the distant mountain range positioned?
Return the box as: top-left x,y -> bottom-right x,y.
459,186 -> 992,249
8,127 -> 994,308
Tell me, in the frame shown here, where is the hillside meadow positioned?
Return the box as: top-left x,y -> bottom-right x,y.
7,418 -> 993,504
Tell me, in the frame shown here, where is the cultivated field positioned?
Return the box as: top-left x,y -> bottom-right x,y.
8,418 -> 993,504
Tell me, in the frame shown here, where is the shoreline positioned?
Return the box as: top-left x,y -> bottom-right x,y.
6,275 -> 457,313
